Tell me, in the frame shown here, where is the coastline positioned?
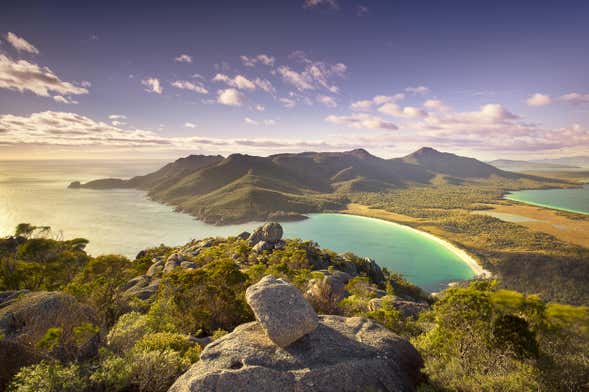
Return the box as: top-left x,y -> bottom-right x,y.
341,204 -> 492,279
505,194 -> 589,216
399,223 -> 492,278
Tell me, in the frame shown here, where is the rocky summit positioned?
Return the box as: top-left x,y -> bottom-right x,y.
170,278 -> 423,392
245,275 -> 318,347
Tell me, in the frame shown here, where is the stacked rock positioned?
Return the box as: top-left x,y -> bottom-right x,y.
247,222 -> 286,253
169,275 -> 423,392
245,275 -> 318,347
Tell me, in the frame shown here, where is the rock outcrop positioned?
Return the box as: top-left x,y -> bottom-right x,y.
246,275 -> 318,347
248,222 -> 283,245
122,238 -> 218,300
170,315 -> 423,392
170,277 -> 423,392
0,291 -> 99,361
247,223 -> 285,253
305,270 -> 352,313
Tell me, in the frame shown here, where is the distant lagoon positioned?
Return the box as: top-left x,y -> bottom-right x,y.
505,184 -> 589,215
0,160 -> 476,292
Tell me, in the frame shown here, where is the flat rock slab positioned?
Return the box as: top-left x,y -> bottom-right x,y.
245,275 -> 318,347
169,315 -> 423,392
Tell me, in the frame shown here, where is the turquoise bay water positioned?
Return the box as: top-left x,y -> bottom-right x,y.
0,160 -> 474,292
505,184 -> 589,215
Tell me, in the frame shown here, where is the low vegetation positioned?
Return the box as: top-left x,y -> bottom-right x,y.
1,223 -> 587,391
353,183 -> 589,306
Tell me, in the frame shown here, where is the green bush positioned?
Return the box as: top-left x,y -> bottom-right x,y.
129,349 -> 190,392
413,282 -> 589,391
66,255 -> 136,327
106,311 -> 150,354
150,259 -> 252,334
8,361 -> 88,392
89,350 -> 132,391
134,332 -> 201,363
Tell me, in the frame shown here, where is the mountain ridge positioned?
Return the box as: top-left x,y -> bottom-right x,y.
70,147 -> 559,224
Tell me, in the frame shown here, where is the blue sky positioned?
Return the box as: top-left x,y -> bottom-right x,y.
0,0 -> 588,160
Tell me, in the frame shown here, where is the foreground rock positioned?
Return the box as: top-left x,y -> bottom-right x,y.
0,291 -> 99,388
0,291 -> 99,361
246,275 -> 318,347
169,315 -> 422,392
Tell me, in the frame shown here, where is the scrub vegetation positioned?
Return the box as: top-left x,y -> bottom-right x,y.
1,224 -> 587,391
351,179 -> 589,306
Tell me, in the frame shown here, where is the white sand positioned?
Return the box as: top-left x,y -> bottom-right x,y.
344,212 -> 492,278
400,224 -> 492,278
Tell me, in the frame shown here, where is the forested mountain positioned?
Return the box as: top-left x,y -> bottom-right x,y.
71,147 -> 560,224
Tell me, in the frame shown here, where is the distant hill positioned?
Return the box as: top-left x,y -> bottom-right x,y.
488,159 -> 580,171
532,156 -> 589,168
71,147 -> 552,224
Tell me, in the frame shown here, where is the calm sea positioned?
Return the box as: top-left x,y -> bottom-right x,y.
0,160 -> 477,291
506,184 -> 589,215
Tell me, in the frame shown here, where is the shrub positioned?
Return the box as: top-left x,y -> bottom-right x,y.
89,351 -> 131,391
150,259 -> 252,334
66,255 -> 136,327
8,361 -> 88,392
134,332 -> 201,363
129,349 -> 190,392
107,311 -> 150,353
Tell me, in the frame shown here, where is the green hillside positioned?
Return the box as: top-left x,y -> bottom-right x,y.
71,147 -> 567,224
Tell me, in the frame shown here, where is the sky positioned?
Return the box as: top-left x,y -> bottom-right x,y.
1,0 -> 588,161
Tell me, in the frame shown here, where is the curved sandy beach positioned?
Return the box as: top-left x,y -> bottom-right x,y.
342,204 -> 492,279
399,224 -> 492,278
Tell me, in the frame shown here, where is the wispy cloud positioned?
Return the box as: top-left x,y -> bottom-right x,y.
423,99 -> 450,112
2,108 -> 587,158
277,52 -> 346,94
405,85 -> 430,95
279,97 -> 296,108
325,113 -> 398,130
184,122 -> 197,128
240,54 -> 275,67
53,95 -> 78,104
141,77 -> 163,94
560,92 -> 589,105
303,0 -> 338,9
317,94 -> 337,108
213,74 -> 256,90
0,54 -> 88,98
526,93 -> 551,107
378,103 -> 427,118
174,54 -> 192,63
172,80 -> 208,94
351,93 -> 404,111
5,32 -> 39,54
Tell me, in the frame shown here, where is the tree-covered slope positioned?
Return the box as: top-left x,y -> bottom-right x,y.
71,147 -> 562,224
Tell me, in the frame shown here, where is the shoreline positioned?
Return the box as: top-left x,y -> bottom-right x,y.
340,205 -> 492,279
504,194 -> 589,216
